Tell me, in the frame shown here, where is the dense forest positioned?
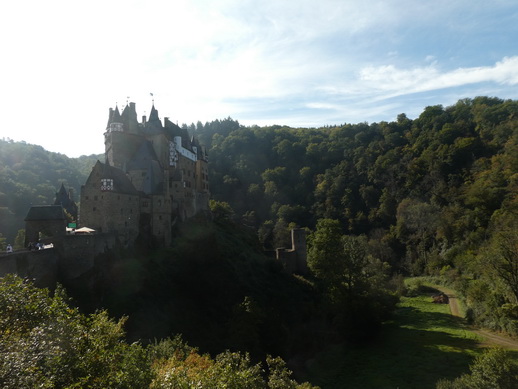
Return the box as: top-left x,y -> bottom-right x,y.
0,140 -> 99,244
1,96 -> 517,387
189,96 -> 517,336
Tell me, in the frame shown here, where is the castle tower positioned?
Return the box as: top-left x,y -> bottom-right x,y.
104,104 -> 143,169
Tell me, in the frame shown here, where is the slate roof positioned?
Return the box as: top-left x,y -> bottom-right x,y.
106,106 -> 122,127
90,160 -> 139,195
126,141 -> 165,194
25,205 -> 66,221
120,102 -> 139,134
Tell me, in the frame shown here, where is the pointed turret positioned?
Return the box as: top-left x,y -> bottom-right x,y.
106,106 -> 123,133
121,102 -> 140,134
148,104 -> 160,122
145,104 -> 163,132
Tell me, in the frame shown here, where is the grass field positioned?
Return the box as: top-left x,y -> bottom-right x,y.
305,286 -> 490,389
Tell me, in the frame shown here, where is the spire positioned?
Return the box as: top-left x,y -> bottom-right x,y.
106,105 -> 122,127
148,104 -> 160,123
113,105 -> 121,122
121,102 -> 139,134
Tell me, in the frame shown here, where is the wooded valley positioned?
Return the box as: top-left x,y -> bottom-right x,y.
1,96 -> 517,387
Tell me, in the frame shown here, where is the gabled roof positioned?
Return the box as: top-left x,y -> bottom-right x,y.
25,205 -> 65,221
89,161 -> 139,195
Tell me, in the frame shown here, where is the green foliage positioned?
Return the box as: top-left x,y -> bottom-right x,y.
0,139 -> 100,242
436,348 -> 518,389
209,199 -> 235,221
307,219 -> 398,339
307,219 -> 344,284
150,346 -> 317,389
307,286 -> 482,388
0,274 -> 152,388
0,276 -> 316,389
194,98 -> 517,339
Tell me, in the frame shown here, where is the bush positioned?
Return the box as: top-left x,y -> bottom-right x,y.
0,275 -> 317,389
0,275 -> 153,388
436,348 -> 518,389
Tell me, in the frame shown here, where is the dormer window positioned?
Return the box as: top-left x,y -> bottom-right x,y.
101,178 -> 114,191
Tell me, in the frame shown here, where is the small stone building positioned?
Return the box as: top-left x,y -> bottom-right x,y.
25,205 -> 67,247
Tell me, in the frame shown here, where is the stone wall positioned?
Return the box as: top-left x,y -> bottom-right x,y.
0,249 -> 58,289
0,232 -> 118,289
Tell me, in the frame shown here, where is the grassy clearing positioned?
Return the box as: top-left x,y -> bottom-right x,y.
304,286 -> 484,389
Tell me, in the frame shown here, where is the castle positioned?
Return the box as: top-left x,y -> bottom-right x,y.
11,101 -> 306,289
79,102 -> 210,247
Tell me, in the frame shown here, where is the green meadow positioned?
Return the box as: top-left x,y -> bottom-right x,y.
305,285 -> 517,389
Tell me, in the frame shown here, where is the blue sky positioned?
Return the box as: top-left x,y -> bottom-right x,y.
1,0 -> 517,157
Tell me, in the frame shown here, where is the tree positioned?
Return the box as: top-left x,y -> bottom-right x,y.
0,275 -> 152,388
307,219 -> 344,286
436,348 -> 518,389
488,228 -> 518,302
210,199 -> 235,222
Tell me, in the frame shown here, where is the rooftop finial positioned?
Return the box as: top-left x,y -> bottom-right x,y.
150,92 -> 154,105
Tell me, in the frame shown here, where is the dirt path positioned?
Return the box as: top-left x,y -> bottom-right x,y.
434,285 -> 518,351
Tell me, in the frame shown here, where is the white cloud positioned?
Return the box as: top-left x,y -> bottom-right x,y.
0,0 -> 517,156
357,56 -> 518,97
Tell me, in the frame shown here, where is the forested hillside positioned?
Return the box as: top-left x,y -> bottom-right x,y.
0,139 -> 100,244
1,96 -> 517,342
190,96 -> 517,336
1,97 -> 517,386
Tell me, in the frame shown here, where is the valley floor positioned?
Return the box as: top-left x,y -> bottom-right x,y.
433,285 -> 518,351
304,285 -> 518,389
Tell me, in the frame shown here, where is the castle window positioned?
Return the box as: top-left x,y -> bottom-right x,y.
120,208 -> 123,215
85,196 -> 89,200
101,178 -> 114,191
93,207 -> 96,211
118,195 -> 120,200
94,195 -> 98,201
